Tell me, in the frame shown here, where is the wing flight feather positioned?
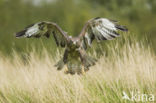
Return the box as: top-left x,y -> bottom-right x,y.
79,17 -> 128,49
16,21 -> 69,47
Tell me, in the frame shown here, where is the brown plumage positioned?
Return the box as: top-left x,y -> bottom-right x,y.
15,17 -> 128,75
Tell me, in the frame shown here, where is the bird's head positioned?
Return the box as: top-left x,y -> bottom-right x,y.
72,38 -> 79,45
73,40 -> 77,45
69,37 -> 80,49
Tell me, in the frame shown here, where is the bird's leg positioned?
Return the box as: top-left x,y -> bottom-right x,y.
64,65 -> 69,74
81,65 -> 85,75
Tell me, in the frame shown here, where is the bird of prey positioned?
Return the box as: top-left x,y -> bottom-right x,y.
16,17 -> 128,75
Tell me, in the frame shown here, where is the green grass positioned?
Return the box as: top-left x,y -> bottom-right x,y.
0,34 -> 156,103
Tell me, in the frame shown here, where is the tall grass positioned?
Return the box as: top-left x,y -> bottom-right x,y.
0,34 -> 156,103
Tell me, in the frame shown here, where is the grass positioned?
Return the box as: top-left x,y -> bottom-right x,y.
0,34 -> 156,103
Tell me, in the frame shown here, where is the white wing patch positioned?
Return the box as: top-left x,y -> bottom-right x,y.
84,32 -> 91,45
89,18 -> 120,41
25,24 -> 40,37
101,18 -> 117,31
80,17 -> 128,49
96,25 -> 114,40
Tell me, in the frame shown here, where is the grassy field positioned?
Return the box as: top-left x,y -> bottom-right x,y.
0,34 -> 156,103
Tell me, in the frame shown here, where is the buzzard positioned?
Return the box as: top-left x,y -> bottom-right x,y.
16,17 -> 128,75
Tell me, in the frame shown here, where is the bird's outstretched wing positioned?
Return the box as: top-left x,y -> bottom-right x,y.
16,21 -> 69,47
79,17 -> 128,49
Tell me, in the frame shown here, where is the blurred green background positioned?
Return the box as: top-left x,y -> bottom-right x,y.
0,0 -> 156,56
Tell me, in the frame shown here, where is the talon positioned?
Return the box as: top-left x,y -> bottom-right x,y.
64,70 -> 69,74
64,65 -> 69,74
